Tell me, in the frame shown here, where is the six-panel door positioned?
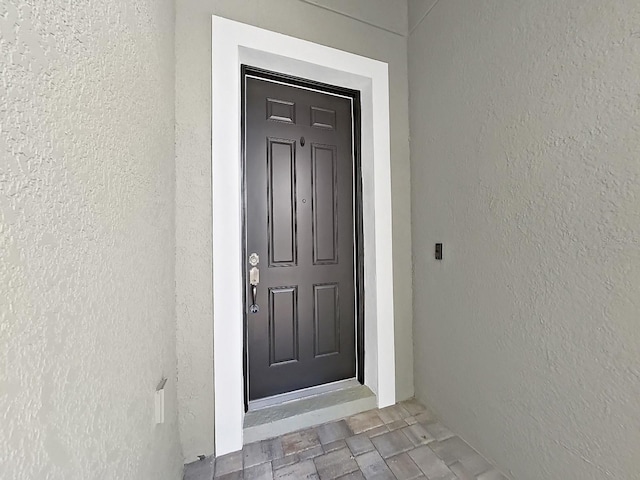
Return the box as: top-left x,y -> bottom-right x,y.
245,76 -> 357,400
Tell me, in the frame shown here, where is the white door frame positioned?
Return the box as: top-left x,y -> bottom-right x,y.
212,16 -> 396,456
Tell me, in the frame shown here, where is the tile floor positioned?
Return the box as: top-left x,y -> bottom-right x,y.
183,399 -> 509,480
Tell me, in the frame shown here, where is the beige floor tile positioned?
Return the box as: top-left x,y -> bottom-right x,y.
317,420 -> 353,444
387,419 -> 409,432
399,399 -> 427,416
459,453 -> 493,476
408,445 -> 451,479
273,459 -> 318,480
314,448 -> 359,479
386,452 -> 423,480
378,404 -> 411,424
346,434 -> 375,456
346,410 -> 385,434
216,450 -> 243,477
272,453 -> 298,471
324,440 -> 347,453
298,445 -> 324,461
402,424 -> 434,447
208,401 -> 507,480
356,450 -> 395,479
371,429 -> 414,459
281,428 -> 321,456
423,423 -> 455,442
449,462 -> 475,480
244,462 -> 274,480
337,471 -> 366,480
366,425 -> 390,438
413,411 -> 436,425
244,438 -> 284,468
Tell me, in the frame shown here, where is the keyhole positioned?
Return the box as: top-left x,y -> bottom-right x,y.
300,136 -> 305,147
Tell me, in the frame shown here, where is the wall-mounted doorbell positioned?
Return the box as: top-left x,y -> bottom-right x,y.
435,243 -> 443,260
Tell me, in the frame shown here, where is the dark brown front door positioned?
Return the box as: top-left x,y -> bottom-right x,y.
244,70 -> 359,401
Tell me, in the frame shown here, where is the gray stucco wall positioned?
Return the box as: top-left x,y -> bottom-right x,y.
176,0 -> 414,461
1,1 -> 181,479
409,1 -> 640,479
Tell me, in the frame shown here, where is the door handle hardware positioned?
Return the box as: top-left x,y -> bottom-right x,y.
249,266 -> 260,313
249,266 -> 259,286
250,285 -> 259,314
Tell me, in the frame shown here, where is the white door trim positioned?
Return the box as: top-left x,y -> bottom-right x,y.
212,16 -> 396,455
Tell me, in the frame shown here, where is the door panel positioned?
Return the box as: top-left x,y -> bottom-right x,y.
268,286 -> 298,365
313,283 -> 340,357
245,75 -> 357,401
311,144 -> 339,265
267,138 -> 297,266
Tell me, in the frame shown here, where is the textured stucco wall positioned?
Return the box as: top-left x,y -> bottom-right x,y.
409,1 -> 640,479
1,1 -> 182,479
176,0 -> 414,461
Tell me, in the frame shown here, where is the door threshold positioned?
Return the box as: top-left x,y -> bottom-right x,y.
243,383 -> 375,444
248,378 -> 359,412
